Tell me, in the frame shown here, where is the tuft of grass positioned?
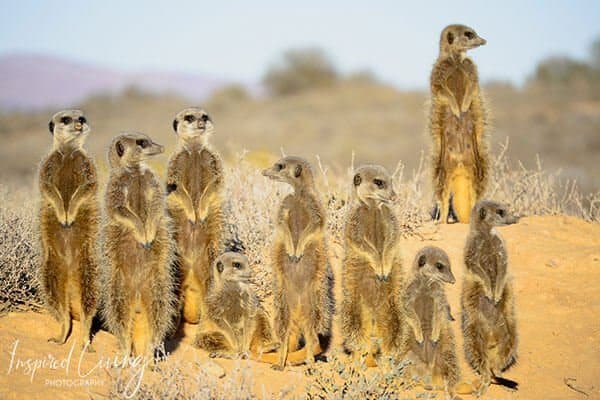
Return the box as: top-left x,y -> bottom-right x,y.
0,186 -> 42,315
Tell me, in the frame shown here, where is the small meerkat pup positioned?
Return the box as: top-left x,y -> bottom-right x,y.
167,108 -> 225,331
462,200 -> 519,396
430,24 -> 488,223
402,246 -> 460,398
195,252 -> 279,359
262,156 -> 334,370
39,110 -> 99,351
341,164 -> 403,366
103,133 -> 176,360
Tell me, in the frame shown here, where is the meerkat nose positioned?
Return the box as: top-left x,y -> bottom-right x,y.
75,122 -> 82,130
479,38 -> 487,45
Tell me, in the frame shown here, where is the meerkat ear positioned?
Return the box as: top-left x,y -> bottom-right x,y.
48,121 -> 55,135
115,141 -> 124,157
216,261 -> 224,273
166,183 -> 177,194
418,254 -> 427,268
479,207 -> 487,221
294,164 -> 302,178
447,31 -> 455,45
353,173 -> 362,186
172,119 -> 178,133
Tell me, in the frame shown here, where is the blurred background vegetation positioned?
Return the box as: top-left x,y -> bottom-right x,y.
1,37 -> 599,195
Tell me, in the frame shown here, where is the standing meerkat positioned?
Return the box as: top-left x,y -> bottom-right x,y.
401,246 -> 461,398
430,24 -> 488,223
462,200 -> 519,396
167,108 -> 225,331
103,133 -> 176,360
195,252 -> 279,359
262,156 -> 334,370
39,109 -> 99,351
341,164 -> 404,366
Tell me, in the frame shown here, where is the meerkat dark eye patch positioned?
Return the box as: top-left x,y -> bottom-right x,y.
373,179 -> 386,189
201,114 -> 211,122
276,163 -> 285,171
116,141 -> 124,157
60,116 -> 72,125
78,116 -> 87,124
479,207 -> 487,220
418,254 -> 427,267
496,209 -> 505,217
48,121 -> 55,134
435,262 -> 444,271
464,31 -> 474,39
184,114 -> 196,123
136,139 -> 149,148
166,183 -> 177,194
294,164 -> 303,178
216,261 -> 224,273
353,173 -> 362,186
172,119 -> 179,132
233,262 -> 242,269
447,31 -> 455,45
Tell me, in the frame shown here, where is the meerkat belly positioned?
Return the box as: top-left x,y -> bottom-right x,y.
184,151 -> 213,208
67,262 -> 82,321
287,204 -> 310,247
446,67 -> 469,109
443,115 -> 476,170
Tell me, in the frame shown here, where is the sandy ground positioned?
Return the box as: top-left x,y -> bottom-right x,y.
1,215 -> 599,399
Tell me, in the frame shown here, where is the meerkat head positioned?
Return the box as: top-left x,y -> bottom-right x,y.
413,246 -> 455,284
48,109 -> 90,150
472,200 -> 519,231
172,107 -> 214,144
213,252 -> 251,286
262,156 -> 315,191
108,132 -> 164,169
352,164 -> 397,207
440,24 -> 486,57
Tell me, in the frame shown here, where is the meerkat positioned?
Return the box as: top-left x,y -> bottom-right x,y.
401,246 -> 461,398
167,108 -> 225,332
262,156 -> 334,370
103,133 -> 176,360
39,109 -> 99,351
430,24 -> 488,223
341,164 -> 404,366
195,252 -> 279,359
462,200 -> 519,396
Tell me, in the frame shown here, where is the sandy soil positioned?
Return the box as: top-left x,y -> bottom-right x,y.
1,215 -> 599,399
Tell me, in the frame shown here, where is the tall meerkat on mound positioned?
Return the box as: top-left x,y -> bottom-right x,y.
430,24 -> 488,223
262,156 -> 334,370
401,247 -> 465,399
39,110 -> 99,351
341,164 -> 404,367
167,108 -> 225,330
103,133 -> 176,360
462,200 -> 519,396
195,252 -> 279,359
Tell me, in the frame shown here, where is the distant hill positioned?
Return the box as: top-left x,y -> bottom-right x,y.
0,53 -> 227,109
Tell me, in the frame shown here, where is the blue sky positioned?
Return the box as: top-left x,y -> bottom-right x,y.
1,0 -> 599,88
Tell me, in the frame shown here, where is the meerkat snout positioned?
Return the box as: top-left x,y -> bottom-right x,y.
353,164 -> 396,206
172,107 -> 213,139
214,252 -> 252,284
415,246 -> 455,284
48,110 -> 90,146
473,200 -> 519,228
441,24 -> 486,53
262,156 -> 311,187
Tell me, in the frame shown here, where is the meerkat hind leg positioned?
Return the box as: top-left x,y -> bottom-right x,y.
48,308 -> 72,345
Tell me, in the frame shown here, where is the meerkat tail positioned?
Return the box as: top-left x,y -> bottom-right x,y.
449,167 -> 474,223
492,374 -> 519,390
253,344 -> 322,365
